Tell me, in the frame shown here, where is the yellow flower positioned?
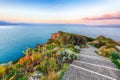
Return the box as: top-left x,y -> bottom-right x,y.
0,66 -> 6,77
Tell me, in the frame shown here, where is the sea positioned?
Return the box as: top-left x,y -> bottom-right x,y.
0,24 -> 120,64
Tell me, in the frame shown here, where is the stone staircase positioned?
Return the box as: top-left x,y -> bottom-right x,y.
62,45 -> 120,80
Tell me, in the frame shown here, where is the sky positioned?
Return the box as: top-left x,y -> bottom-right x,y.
0,0 -> 120,25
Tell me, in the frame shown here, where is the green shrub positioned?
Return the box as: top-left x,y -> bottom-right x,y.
70,54 -> 77,60
109,52 -> 120,59
110,52 -> 120,69
111,59 -> 120,69
57,64 -> 69,80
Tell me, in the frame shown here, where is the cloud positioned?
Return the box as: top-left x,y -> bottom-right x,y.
83,12 -> 120,20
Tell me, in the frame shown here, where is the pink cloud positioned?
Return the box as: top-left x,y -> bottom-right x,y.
83,12 -> 120,20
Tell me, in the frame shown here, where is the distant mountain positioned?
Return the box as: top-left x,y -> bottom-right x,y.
0,21 -> 17,25
0,20 -> 88,26
0,21 -> 40,25
0,20 -> 120,27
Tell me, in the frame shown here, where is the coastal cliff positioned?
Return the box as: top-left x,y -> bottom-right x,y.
0,31 -> 120,80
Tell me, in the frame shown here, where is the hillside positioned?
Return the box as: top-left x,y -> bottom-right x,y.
0,31 -> 93,80
0,31 -> 120,80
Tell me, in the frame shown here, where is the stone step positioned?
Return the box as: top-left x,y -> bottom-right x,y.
80,49 -> 99,56
62,64 -> 116,80
80,46 -> 99,56
78,54 -> 116,68
78,54 -> 111,61
73,61 -> 120,80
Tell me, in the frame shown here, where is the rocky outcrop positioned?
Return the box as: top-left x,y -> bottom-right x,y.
49,31 -> 94,46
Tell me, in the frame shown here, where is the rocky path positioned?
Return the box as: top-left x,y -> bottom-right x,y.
62,45 -> 120,80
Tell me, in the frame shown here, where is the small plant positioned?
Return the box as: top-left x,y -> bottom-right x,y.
109,52 -> 120,60
109,52 -> 120,69
57,63 -> 69,80
99,46 -> 117,57
0,66 -> 6,79
111,59 -> 120,69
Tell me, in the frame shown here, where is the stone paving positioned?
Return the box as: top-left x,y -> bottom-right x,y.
62,45 -> 120,80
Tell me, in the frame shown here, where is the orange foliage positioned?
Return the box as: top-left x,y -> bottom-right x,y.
51,32 -> 60,40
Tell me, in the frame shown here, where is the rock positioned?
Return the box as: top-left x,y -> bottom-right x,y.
93,40 -> 99,44
29,71 -> 43,80
115,46 -> 120,51
53,47 -> 60,51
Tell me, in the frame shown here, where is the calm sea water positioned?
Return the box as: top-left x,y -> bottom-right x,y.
0,24 -> 120,63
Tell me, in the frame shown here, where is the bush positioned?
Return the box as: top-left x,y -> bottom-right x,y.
70,54 -> 77,60
99,46 -> 117,57
109,52 -> 120,59
5,66 -> 16,80
57,64 -> 69,80
47,70 -> 58,80
111,59 -> 120,69
110,52 -> 120,69
0,66 -> 6,77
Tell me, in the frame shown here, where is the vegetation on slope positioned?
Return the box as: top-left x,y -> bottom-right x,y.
1,31 -> 119,80
0,31 -> 93,80
89,36 -> 120,69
